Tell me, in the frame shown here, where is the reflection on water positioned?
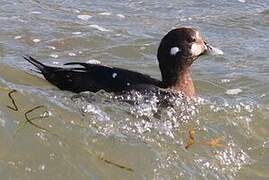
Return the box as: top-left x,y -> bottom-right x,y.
1,0 -> 269,179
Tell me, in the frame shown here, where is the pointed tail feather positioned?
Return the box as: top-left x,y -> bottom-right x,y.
23,56 -> 46,71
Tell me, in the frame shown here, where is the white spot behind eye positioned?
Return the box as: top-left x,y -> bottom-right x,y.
170,47 -> 181,56
112,73 -> 117,78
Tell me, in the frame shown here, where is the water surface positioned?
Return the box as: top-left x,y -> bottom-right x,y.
1,0 -> 269,179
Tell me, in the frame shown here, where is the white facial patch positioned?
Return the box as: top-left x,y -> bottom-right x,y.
112,72 -> 117,78
190,43 -> 203,56
170,47 -> 181,56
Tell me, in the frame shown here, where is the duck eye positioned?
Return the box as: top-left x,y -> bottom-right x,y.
170,47 -> 181,56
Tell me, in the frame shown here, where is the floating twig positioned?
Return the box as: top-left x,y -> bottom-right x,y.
15,105 -> 51,136
7,90 -> 18,111
24,105 -> 49,131
99,156 -> 134,172
185,128 -> 195,149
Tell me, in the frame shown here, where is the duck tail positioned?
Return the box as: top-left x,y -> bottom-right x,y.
23,55 -> 46,71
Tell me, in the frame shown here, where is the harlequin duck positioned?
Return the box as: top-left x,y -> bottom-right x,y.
24,27 -> 223,97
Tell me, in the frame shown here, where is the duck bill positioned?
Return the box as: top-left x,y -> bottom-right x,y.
204,42 -> 223,56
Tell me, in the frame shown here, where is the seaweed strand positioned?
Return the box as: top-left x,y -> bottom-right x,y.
7,90 -> 18,111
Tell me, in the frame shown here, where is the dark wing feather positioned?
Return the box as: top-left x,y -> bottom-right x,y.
25,56 -> 161,93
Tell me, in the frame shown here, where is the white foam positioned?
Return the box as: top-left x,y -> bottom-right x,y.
140,47 -> 146,50
116,14 -> 125,18
86,59 -> 101,64
14,35 -> 22,39
52,61 -> 60,64
89,24 -> 110,32
72,31 -> 82,35
99,12 -> 111,16
50,54 -> 59,58
226,88 -> 242,95
33,39 -> 41,43
77,14 -> 92,21
73,9 -> 80,13
0,118 -> 6,127
25,167 -> 32,172
221,79 -> 231,83
38,164 -> 45,171
31,11 -> 42,14
68,52 -> 76,56
47,46 -> 56,50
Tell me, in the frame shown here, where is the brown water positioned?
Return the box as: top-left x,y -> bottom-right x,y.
1,0 -> 269,179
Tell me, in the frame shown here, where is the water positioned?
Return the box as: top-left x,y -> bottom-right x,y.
1,0 -> 269,179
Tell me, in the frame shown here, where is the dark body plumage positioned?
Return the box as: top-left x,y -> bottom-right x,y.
24,56 -> 162,93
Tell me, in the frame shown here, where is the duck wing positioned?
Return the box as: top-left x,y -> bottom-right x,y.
24,56 -> 161,93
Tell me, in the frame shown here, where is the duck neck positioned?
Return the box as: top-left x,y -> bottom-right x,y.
163,67 -> 196,97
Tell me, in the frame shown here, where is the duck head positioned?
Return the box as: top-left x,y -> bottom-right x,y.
157,27 -> 222,96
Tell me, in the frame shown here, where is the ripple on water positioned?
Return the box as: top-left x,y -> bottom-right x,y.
66,89 -> 260,178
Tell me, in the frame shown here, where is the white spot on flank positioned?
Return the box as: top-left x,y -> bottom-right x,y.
112,73 -> 117,78
33,39 -> 41,43
126,82 -> 130,86
226,88 -> 242,95
77,14 -> 92,20
170,47 -> 181,56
